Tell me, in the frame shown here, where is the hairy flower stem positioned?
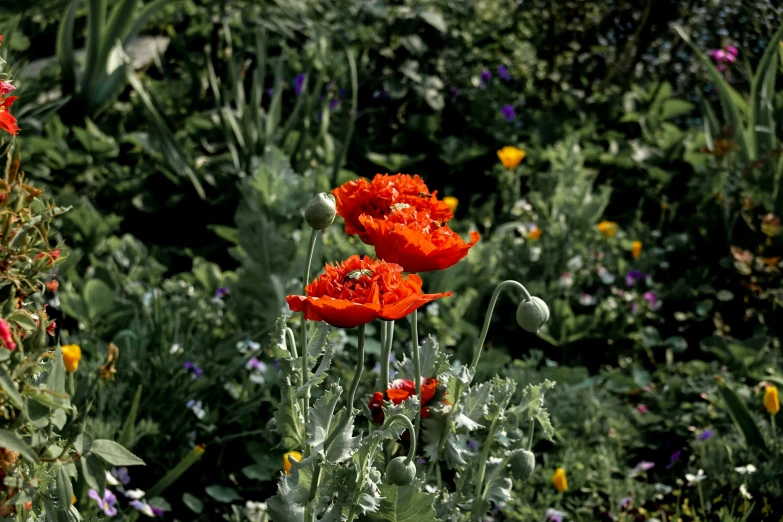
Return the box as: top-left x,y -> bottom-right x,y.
428,280 -> 532,480
285,327 -> 298,359
307,324 -> 365,522
470,416 -> 499,514
301,229 -> 319,455
527,419 -> 535,451
411,310 -> 422,439
379,321 -> 394,391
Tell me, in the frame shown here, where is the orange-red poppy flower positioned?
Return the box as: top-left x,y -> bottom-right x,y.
332,173 -> 453,240
359,205 -> 479,272
369,377 -> 440,424
0,96 -> 19,135
286,255 -> 450,328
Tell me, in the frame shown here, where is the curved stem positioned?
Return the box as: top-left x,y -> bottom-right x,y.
385,414 -> 416,464
471,280 -> 531,371
411,310 -> 422,440
285,327 -> 298,359
324,324 -> 365,450
301,229 -> 319,448
308,324 -> 365,521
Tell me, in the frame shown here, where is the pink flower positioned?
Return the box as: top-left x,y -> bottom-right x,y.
725,45 -> 738,57
0,319 -> 15,351
709,49 -> 727,62
636,404 -> 648,414
0,81 -> 14,96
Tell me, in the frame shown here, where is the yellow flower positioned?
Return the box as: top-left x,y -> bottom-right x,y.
61,344 -> 81,373
597,221 -> 618,238
551,467 -> 568,492
631,240 -> 642,259
283,451 -> 302,475
496,146 -> 526,170
71,494 -> 77,505
764,385 -> 779,415
443,196 -> 458,214
528,226 -> 542,240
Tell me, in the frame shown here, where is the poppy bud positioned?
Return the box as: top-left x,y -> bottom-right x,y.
385,456 -> 416,486
305,193 -> 337,231
516,296 -> 549,333
509,449 -> 535,481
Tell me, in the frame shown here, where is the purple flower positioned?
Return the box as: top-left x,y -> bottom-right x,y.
152,507 -> 164,516
619,496 -> 632,509
628,460 -> 655,478
184,361 -> 203,378
636,404 -> 647,414
215,287 -> 229,299
480,69 -> 492,84
625,270 -> 645,287
501,104 -> 516,122
631,302 -> 639,314
643,291 -> 661,311
709,49 -> 727,62
498,65 -> 511,81
598,266 -> 616,284
666,450 -> 681,470
699,429 -> 714,441
416,458 -> 427,464
546,508 -> 565,522
111,467 -> 131,486
89,489 -> 118,517
467,439 -> 479,450
329,98 -> 340,111
131,499 -> 159,517
293,73 -> 306,96
338,88 -> 347,96
449,86 -> 460,96
266,87 -> 275,97
246,357 -> 267,371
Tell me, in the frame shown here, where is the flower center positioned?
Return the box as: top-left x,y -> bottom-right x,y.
346,268 -> 373,280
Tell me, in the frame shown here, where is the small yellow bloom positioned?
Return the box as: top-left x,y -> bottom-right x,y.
71,494 -> 77,505
443,196 -> 458,214
528,226 -> 542,240
61,344 -> 81,373
194,444 -> 206,454
283,451 -> 302,475
551,467 -> 568,492
597,221 -> 618,238
764,385 -> 779,415
631,240 -> 642,259
496,146 -> 526,170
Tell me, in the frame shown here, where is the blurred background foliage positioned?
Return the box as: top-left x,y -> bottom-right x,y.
1,0 -> 783,519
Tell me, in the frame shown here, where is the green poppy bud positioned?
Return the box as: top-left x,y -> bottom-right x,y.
305,193 -> 337,231
509,449 -> 535,481
516,296 -> 549,333
385,456 -> 416,486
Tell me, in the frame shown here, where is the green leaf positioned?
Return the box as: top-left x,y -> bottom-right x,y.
267,477 -> 306,522
454,382 -> 489,431
296,343 -> 333,398
306,322 -> 330,363
55,465 -> 73,510
118,384 -> 142,448
0,430 -> 37,463
90,439 -> 145,466
397,335 -> 450,381
660,99 -> 694,120
0,365 -> 23,410
182,493 -> 203,514
748,23 -> 783,159
515,380 -> 556,441
46,346 -> 66,404
81,454 -> 106,495
6,311 -> 38,331
306,384 -> 358,462
716,379 -> 770,455
205,485 -> 241,503
418,10 -> 447,33
368,484 -> 437,522
273,377 -> 306,450
84,279 -> 116,320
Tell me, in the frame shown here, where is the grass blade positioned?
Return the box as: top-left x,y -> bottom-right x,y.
331,42 -> 358,185
81,0 -> 108,97
118,384 -> 142,449
56,0 -> 80,96
716,377 -> 771,456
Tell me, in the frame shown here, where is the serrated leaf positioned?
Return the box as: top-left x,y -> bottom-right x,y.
396,336 -> 450,380
0,365 -> 23,410
273,377 -> 306,450
267,478 -> 305,522
306,322 -> 330,363
454,382 -> 490,430
296,343 -> 333,398
515,380 -> 556,440
368,484 -> 437,522
0,430 -> 38,463
90,439 -> 145,466
46,346 -> 67,404
444,433 -> 473,468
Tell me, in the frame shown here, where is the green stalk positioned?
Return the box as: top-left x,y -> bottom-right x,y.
145,445 -> 205,498
301,229 -> 319,455
380,321 -> 394,391
470,417 -> 499,515
411,310 -> 422,438
307,324 -> 365,522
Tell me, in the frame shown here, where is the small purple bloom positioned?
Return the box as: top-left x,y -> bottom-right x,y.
666,450 -> 681,470
480,69 -> 492,84
625,270 -> 645,287
699,429 -> 714,441
546,508 -> 565,522
619,496 -> 632,509
643,291 -> 661,311
709,49 -> 727,62
184,361 -> 203,378
338,88 -> 347,96
501,104 -> 516,122
246,357 -> 267,371
184,361 -> 193,370
467,439 -> 479,450
636,404 -> 647,414
215,287 -> 229,299
631,302 -> 639,314
266,87 -> 275,97
628,460 -> 655,478
293,73 -> 306,96
416,457 -> 427,464
329,98 -> 341,111
111,467 -> 131,486
449,86 -> 460,96
498,65 -> 511,81
152,507 -> 164,516
89,488 -> 118,517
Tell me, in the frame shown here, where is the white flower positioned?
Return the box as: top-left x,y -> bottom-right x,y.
245,500 -> 267,513
170,343 -> 182,355
740,483 -> 752,500
566,255 -> 584,271
685,469 -> 707,484
105,471 -> 119,486
734,464 -> 757,475
529,246 -> 542,262
124,489 -> 146,500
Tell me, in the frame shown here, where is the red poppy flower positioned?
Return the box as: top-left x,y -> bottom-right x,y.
0,96 -> 19,135
369,377 -> 440,424
359,206 -> 479,272
332,173 -> 453,240
286,255 -> 450,328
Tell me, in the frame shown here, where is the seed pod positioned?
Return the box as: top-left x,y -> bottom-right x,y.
509,449 -> 535,481
516,296 -> 550,333
305,193 -> 337,231
385,456 -> 416,486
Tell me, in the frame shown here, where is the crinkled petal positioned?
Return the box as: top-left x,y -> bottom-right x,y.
286,295 -> 381,328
